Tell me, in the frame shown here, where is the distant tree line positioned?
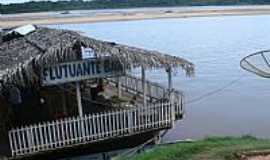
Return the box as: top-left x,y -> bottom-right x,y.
1,0 -> 270,14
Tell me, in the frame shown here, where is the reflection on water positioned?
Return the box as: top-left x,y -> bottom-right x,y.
51,15 -> 270,141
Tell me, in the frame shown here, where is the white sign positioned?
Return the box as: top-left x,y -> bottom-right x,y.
41,57 -> 124,86
81,47 -> 95,59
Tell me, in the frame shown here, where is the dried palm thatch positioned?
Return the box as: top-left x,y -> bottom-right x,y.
0,26 -> 194,89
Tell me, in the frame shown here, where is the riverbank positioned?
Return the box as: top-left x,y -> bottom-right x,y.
130,136 -> 270,160
2,5 -> 270,28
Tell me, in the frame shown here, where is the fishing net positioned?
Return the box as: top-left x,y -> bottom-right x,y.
240,50 -> 270,78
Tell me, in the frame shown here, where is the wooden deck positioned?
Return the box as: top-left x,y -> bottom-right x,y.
108,75 -> 184,119
8,75 -> 184,158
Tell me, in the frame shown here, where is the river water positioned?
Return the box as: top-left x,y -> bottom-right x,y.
51,15 -> 270,141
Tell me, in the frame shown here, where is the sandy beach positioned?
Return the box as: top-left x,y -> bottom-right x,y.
1,5 -> 270,28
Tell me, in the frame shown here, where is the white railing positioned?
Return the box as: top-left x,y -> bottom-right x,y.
108,75 -> 184,119
171,90 -> 185,119
9,101 -> 172,157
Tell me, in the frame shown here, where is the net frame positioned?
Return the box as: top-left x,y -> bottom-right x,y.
240,50 -> 270,78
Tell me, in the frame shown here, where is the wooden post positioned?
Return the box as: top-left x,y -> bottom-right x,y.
76,82 -> 83,117
85,80 -> 92,102
154,131 -> 161,145
62,87 -> 67,115
117,77 -> 122,97
167,67 -> 172,91
167,67 -> 175,127
141,67 -> 147,107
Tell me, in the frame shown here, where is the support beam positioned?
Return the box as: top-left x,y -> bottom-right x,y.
167,67 -> 172,91
117,77 -> 122,98
85,80 -> 92,101
76,82 -> 83,117
62,88 -> 67,115
154,131 -> 161,145
167,67 -> 175,127
87,84 -> 92,101
141,67 -> 147,107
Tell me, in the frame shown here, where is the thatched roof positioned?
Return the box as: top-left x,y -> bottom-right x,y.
0,26 -> 194,88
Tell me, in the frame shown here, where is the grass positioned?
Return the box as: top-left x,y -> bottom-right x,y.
129,136 -> 270,160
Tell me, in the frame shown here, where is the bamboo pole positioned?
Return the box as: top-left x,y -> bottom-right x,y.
62,86 -> 67,115
141,67 -> 147,107
76,82 -> 83,117
117,77 -> 122,97
167,67 -> 175,127
167,67 -> 172,91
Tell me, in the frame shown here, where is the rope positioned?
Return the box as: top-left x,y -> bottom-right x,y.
56,75 -> 245,159
185,74 -> 245,104
115,74 -> 245,159
57,83 -> 166,160
113,137 -> 156,160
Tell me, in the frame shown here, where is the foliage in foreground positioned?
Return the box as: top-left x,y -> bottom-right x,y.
131,136 -> 270,160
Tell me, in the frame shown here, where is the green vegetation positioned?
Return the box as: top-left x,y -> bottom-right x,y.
1,0 -> 270,14
130,136 -> 270,160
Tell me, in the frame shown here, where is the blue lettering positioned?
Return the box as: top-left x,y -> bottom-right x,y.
69,64 -> 76,77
